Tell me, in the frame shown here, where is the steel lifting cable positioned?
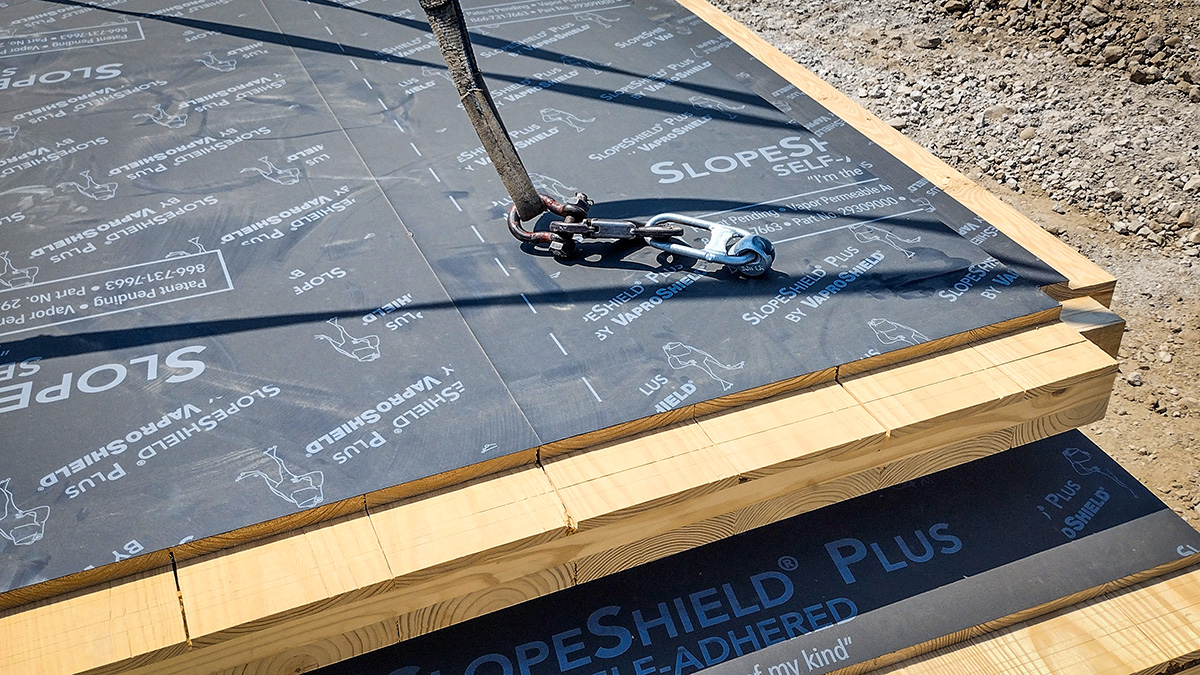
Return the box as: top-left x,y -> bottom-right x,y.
417,0 -> 775,276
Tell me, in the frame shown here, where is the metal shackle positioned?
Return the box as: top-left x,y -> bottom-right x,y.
643,213 -> 775,277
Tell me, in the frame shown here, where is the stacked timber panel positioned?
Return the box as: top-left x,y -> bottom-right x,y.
306,431 -> 1200,675
5,0 -> 1195,672
2,0 -> 1069,598
0,318 -> 1125,674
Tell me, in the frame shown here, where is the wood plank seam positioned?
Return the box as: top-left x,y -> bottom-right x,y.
359,499 -> 405,648
831,348 -> 1024,445
0,567 -> 189,675
535,449 -> 585,534
1118,618 -> 1176,675
166,552 -> 193,652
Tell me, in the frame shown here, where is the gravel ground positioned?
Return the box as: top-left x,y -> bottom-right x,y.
713,0 -> 1200,527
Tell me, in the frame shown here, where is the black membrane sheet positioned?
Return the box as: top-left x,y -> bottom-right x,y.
315,431 -> 1200,675
0,0 -> 1065,591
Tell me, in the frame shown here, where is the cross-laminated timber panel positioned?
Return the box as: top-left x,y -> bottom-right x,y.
0,318 -> 1118,675
870,562 -> 1200,675
0,0 -> 1124,671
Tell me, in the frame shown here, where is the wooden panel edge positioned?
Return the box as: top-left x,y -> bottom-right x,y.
864,560 -> 1200,675
837,305 -> 1061,378
395,563 -> 575,642
577,429 -> 1011,583
1,329 -> 1113,674
540,367 -> 839,457
367,464 -> 571,592
676,0 -> 1116,304
204,619 -> 397,675
1059,296 -> 1125,359
0,566 -> 187,675
363,448 -> 538,509
177,510 -> 395,648
169,494 -> 368,562
540,421 -> 728,525
0,547 -> 173,612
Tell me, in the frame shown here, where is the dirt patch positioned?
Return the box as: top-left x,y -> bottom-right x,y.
713,0 -> 1200,526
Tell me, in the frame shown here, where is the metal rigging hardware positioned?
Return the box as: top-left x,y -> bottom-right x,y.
417,0 -> 775,276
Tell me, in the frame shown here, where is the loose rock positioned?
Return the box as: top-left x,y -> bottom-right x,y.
1130,65 -> 1161,83
1080,4 -> 1108,26
1102,45 -> 1125,63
